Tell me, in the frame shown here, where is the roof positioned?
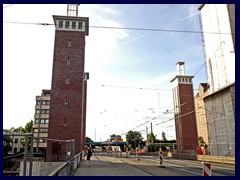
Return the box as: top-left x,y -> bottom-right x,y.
199,83 -> 209,92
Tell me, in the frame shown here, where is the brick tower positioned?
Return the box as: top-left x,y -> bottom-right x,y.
47,4 -> 89,161
170,62 -> 198,153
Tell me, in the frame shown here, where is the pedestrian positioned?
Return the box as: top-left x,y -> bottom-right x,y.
86,147 -> 92,167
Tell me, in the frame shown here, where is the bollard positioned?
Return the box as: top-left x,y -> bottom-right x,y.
202,162 -> 211,176
136,148 -> 140,161
159,147 -> 165,168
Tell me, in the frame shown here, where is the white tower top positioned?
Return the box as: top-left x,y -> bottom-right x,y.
176,62 -> 185,76
67,4 -> 80,17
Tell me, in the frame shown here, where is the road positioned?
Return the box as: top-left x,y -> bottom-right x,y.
74,154 -> 235,176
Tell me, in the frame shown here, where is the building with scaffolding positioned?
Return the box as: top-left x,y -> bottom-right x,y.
198,4 -> 235,156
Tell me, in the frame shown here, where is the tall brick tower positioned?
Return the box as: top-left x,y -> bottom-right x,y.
47,4 -> 89,161
170,62 -> 198,153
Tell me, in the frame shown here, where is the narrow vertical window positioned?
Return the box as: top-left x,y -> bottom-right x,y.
72,21 -> 76,29
59,21 -> 63,28
66,77 -> 69,84
67,57 -> 70,65
68,40 -> 72,46
65,21 -> 69,28
64,118 -> 67,126
78,22 -> 82,29
65,97 -> 68,104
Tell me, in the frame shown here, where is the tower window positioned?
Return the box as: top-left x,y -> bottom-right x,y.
66,77 -> 69,84
78,22 -> 82,29
64,118 -> 67,126
65,97 -> 68,104
68,40 -> 72,46
65,21 -> 69,29
59,21 -> 63,28
67,57 -> 70,65
72,21 -> 76,29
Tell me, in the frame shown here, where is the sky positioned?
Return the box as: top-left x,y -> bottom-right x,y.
3,4 -> 207,142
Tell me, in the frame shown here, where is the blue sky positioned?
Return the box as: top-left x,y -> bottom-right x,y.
3,4 -> 206,141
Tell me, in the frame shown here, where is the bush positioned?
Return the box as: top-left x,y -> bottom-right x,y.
146,143 -> 169,152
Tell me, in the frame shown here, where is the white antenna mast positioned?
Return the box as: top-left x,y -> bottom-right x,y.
67,4 -> 80,17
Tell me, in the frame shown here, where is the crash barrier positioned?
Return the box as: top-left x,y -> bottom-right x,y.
202,162 -> 211,176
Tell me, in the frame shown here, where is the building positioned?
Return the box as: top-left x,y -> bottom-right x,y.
194,83 -> 209,147
170,62 -> 198,153
46,5 -> 89,161
33,89 -> 51,153
198,4 -> 235,156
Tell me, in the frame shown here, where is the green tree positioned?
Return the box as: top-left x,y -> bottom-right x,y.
161,132 -> 167,142
23,120 -> 33,133
85,137 -> 94,143
3,129 -> 12,156
198,136 -> 208,148
147,132 -> 156,143
126,130 -> 143,149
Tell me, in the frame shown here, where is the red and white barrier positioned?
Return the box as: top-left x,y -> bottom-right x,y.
159,147 -> 165,168
202,162 -> 211,176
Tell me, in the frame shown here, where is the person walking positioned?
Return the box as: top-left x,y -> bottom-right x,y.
86,147 -> 92,167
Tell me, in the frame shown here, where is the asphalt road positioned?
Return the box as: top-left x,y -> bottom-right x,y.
74,154 -> 235,176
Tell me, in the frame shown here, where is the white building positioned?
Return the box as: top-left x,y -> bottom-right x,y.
198,4 -> 235,156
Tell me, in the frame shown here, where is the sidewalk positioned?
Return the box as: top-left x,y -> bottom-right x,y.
74,155 -> 152,176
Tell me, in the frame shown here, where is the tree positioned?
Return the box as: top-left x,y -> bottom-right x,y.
161,132 -> 167,142
198,136 -> 208,148
126,130 -> 143,149
85,137 -> 93,143
147,133 -> 156,143
24,120 -> 33,133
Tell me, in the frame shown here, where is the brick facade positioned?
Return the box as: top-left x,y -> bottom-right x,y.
47,29 -> 87,160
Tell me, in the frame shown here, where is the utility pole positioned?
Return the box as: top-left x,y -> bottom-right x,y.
151,123 -> 153,143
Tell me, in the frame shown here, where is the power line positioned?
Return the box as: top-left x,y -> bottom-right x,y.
3,21 -> 233,35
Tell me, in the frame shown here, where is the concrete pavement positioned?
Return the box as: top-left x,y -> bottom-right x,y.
74,155 -> 152,176
74,155 -> 187,176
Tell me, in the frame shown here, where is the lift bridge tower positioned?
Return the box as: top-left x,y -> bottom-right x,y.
46,4 -> 89,162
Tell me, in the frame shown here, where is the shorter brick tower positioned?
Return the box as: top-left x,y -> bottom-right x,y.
170,62 -> 198,153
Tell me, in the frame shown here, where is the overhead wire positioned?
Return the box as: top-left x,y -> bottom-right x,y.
3,21 -> 234,35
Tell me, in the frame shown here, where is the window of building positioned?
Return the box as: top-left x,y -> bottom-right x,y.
36,100 -> 41,105
14,138 -> 18,143
78,22 -> 82,29
59,21 -> 63,28
35,119 -> 39,124
40,128 -> 48,133
45,119 -> 49,124
65,97 -> 68,104
46,110 -> 49,114
41,110 -> 45,114
66,77 -> 69,84
42,100 -> 47,105
67,57 -> 70,65
68,40 -> 72,46
72,21 -> 76,29
46,100 -> 50,105
34,129 -> 38,133
65,21 -> 69,28
41,119 -> 45,124
35,110 -> 40,114
182,78 -> 185,82
64,118 -> 67,126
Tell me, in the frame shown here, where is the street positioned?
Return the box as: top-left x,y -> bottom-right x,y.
74,154 -> 235,176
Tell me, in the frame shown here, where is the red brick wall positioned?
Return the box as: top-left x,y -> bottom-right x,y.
47,30 -> 86,159
174,83 -> 198,152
